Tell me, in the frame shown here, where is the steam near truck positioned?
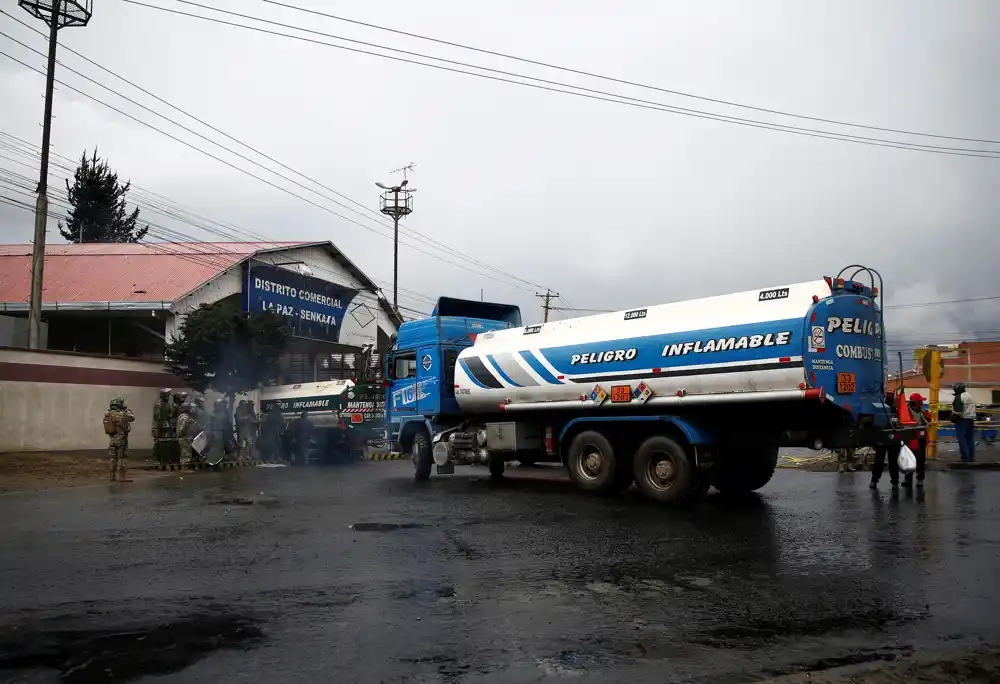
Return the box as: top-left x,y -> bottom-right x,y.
383,266 -> 922,504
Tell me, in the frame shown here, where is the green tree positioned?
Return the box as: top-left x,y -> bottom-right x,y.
164,301 -> 289,399
58,149 -> 149,243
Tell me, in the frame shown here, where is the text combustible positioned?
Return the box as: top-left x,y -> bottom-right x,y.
568,332 -> 793,365
253,277 -> 343,309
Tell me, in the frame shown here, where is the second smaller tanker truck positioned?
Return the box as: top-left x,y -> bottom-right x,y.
383,265 -> 923,504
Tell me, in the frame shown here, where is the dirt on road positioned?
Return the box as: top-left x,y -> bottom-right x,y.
757,645 -> 1000,683
0,451 -> 164,493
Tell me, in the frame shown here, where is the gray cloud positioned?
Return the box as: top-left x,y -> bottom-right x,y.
1,0 -> 997,343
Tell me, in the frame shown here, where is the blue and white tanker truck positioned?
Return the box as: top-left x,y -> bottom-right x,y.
384,266 -> 922,504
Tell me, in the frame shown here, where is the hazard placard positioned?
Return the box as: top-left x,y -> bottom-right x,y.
836,372 -> 856,394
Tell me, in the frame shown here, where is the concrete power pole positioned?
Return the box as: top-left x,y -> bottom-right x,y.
376,164 -> 416,315
535,289 -> 559,323
19,0 -> 93,349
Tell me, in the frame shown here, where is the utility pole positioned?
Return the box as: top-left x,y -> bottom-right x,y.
376,164 -> 416,316
535,289 -> 559,323
20,0 -> 93,349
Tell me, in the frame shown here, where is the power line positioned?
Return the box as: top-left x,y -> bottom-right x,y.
0,8 -> 550,292
0,49 -> 548,291
264,0 -> 1000,147
0,37 -> 521,284
115,0 -> 1000,159
1,144 -> 447,308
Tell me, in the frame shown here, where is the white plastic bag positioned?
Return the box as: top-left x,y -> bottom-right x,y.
898,443 -> 917,473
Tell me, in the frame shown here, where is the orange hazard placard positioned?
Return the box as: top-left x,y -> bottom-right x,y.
351,413 -> 364,423
836,372 -> 856,394
611,385 -> 632,403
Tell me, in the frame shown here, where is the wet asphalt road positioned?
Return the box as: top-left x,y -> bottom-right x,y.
1,463 -> 999,684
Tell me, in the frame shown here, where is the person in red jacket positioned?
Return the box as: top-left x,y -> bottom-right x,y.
903,392 -> 930,488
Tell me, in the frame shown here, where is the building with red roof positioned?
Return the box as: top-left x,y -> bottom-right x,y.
0,241 -> 402,385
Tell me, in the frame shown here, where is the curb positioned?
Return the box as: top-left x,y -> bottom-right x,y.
363,452 -> 408,461
140,460 -> 263,472
947,461 -> 1000,471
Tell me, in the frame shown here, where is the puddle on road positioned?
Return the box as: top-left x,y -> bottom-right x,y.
349,522 -> 429,532
0,613 -> 263,683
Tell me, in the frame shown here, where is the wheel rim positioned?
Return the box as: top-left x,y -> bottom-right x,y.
644,451 -> 678,492
577,445 -> 604,480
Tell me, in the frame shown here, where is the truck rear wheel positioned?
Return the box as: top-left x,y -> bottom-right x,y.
566,430 -> 622,495
632,435 -> 694,504
709,446 -> 778,494
412,430 -> 432,481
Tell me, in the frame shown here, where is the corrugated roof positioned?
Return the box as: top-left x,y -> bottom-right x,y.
0,242 -> 313,304
0,241 -> 404,328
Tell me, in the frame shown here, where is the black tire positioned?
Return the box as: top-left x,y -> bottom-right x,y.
488,453 -> 505,480
710,446 -> 779,494
632,435 -> 695,504
566,430 -> 621,495
412,430 -> 432,481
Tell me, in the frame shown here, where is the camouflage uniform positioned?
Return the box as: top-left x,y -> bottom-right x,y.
191,395 -> 208,433
175,403 -> 196,464
163,393 -> 187,464
152,389 -> 173,466
105,397 -> 135,481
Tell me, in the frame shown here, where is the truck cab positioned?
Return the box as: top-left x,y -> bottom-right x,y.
385,297 -> 521,457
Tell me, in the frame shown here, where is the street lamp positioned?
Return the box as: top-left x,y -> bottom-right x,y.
375,179 -> 414,315
19,0 -> 93,349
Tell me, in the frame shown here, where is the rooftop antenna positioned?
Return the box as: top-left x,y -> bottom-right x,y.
390,162 -> 417,181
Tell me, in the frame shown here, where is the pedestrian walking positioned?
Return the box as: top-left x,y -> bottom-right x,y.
952,382 -> 977,462
176,402 -> 197,465
244,401 -> 260,461
903,393 -> 930,488
235,400 -> 250,461
103,396 -> 135,482
871,391 -> 901,490
151,388 -> 172,466
259,404 -> 286,463
289,411 -> 314,465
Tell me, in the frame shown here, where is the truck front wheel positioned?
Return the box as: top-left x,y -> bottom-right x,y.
632,435 -> 694,504
566,430 -> 622,495
709,446 -> 778,494
412,430 -> 432,481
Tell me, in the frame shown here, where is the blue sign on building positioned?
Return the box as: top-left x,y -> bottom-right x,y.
244,261 -> 359,343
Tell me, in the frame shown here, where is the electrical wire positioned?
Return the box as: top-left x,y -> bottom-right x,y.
0,9 -> 541,287
0,155 -> 434,313
0,8 -> 552,291
116,0 -> 1000,159
263,0 -> 1000,146
0,39 -> 551,292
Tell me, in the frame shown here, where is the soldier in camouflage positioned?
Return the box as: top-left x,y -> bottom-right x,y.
191,394 -> 208,433
105,396 -> 135,481
175,402 -> 197,465
152,389 -> 173,466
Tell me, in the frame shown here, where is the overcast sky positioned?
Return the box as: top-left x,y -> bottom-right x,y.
1,0 -> 997,350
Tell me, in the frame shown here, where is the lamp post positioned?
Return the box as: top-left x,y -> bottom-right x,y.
375,179 -> 414,315
19,0 -> 93,349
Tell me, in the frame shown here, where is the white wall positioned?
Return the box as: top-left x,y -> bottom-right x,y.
0,348 -> 179,452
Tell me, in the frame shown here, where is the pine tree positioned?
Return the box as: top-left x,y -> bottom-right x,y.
58,149 -> 149,243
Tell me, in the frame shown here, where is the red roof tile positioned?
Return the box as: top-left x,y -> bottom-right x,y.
0,242 -> 310,304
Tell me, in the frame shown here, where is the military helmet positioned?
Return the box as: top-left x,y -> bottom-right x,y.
179,401 -> 192,413
159,388 -> 171,397
173,391 -> 188,403
111,396 -> 125,409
